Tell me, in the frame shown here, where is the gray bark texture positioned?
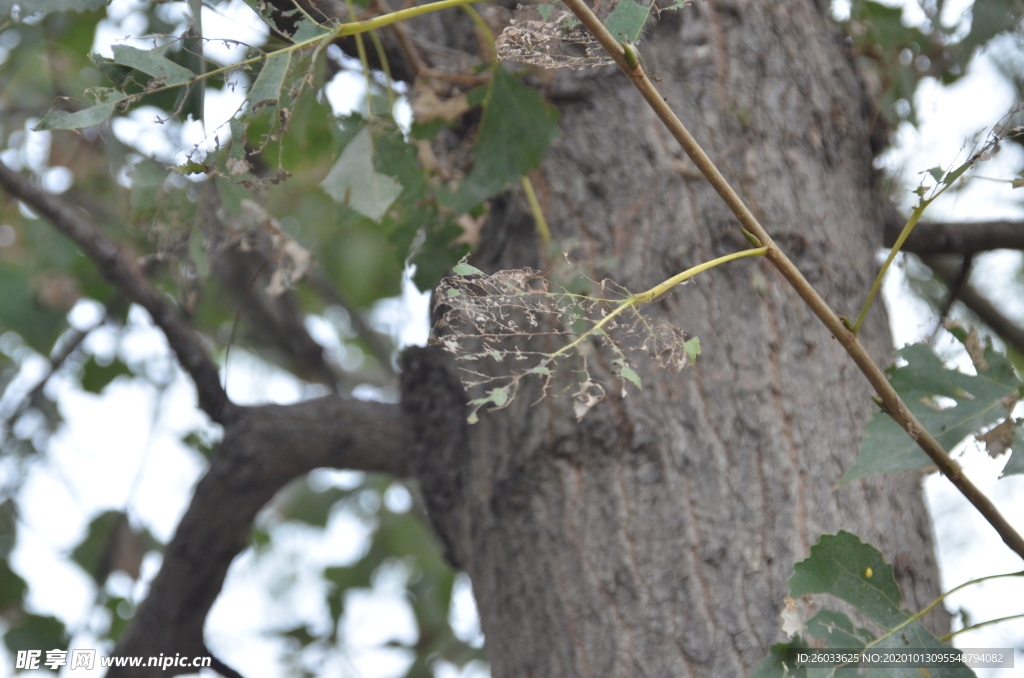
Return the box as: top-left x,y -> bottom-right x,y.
401,2 -> 948,677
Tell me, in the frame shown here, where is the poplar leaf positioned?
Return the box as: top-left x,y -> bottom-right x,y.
684,336 -> 701,364
603,0 -> 652,43
1001,439 -> 1024,477
246,52 -> 291,114
620,366 -> 642,390
321,127 -> 403,221
35,90 -> 126,131
789,531 -> 905,628
110,45 -> 196,86
453,262 -> 485,276
448,67 -> 559,213
842,340 -> 1021,484
791,532 -> 974,677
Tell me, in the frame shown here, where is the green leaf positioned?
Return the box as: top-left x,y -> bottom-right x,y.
843,341 -> 1021,484
684,336 -> 701,363
453,262 -> 485,276
277,484 -> 351,528
1001,436 -> 1024,477
0,0 -> 107,19
4,615 -> 67,653
292,17 -> 331,42
789,531 -> 905,628
783,544 -> 972,673
321,126 -> 403,221
750,637 -> 809,678
620,365 -> 642,390
448,67 -> 560,213
805,610 -> 875,649
110,45 -> 196,86
246,51 -> 292,115
34,89 -> 126,131
927,167 -> 945,183
71,510 -> 122,584
81,357 -> 131,394
603,0 -> 652,44
0,559 -> 27,609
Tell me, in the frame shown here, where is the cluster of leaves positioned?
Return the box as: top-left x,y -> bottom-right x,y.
754,531 -> 982,678
434,261 -> 700,422
844,0 -> 1024,128
253,474 -> 484,677
846,322 -> 1024,483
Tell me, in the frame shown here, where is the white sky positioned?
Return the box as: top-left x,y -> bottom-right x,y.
0,0 -> 1022,676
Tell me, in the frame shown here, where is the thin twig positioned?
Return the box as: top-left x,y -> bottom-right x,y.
560,0 -> 1024,561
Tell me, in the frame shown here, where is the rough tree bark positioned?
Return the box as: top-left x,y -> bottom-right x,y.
401,2 -> 948,677
0,2 -> 955,677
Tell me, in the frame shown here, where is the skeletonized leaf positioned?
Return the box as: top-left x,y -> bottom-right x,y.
110,45 -> 196,86
448,67 -> 559,213
320,126 -> 403,221
842,341 -> 1021,484
246,51 -> 291,114
34,90 -> 126,131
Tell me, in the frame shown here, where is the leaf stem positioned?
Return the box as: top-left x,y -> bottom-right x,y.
521,175 -> 551,247
862,570 -> 1024,650
548,246 -> 767,361
633,247 -> 768,303
559,0 -> 1024,561
941,613 -> 1024,642
853,203 -> 928,334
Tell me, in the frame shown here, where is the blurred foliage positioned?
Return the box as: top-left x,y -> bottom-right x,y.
845,0 -> 1024,129
0,0 -> 1020,675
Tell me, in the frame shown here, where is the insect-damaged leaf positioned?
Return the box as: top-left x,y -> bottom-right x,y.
110,45 -> 196,86
34,90 -> 126,131
320,126 -> 403,222
786,532 -> 974,678
447,67 -> 559,213
842,340 -> 1022,484
246,51 -> 291,115
790,531 -> 905,628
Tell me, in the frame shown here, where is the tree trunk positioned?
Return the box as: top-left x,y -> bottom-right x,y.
402,2 -> 947,676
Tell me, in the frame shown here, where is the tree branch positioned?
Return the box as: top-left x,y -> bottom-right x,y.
886,219 -> 1024,255
921,254 -> 1024,356
0,160 -> 233,423
109,396 -> 415,677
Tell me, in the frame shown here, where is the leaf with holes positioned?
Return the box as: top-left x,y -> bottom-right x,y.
842,339 -> 1022,484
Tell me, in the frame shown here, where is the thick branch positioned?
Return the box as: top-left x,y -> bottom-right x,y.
0,161 -> 232,423
922,254 -> 1024,356
109,396 -> 415,677
887,219 -> 1024,255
